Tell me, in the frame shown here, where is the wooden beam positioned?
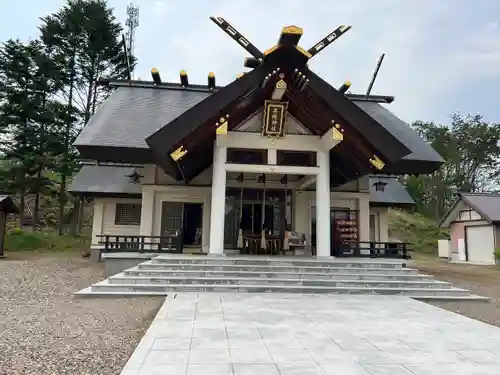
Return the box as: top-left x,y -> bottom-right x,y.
225,163 -> 320,176
244,57 -> 261,68
307,25 -> 352,58
294,176 -> 316,189
209,16 -> 264,59
278,25 -> 303,46
217,131 -> 323,152
271,79 -> 287,100
151,68 -> 161,84
305,68 -> 411,163
321,123 -> 344,151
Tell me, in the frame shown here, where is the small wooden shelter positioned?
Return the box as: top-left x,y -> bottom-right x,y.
0,195 -> 20,257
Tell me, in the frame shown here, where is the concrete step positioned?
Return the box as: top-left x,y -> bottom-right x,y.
413,295 -> 490,302
108,275 -> 452,289
83,280 -> 471,297
151,255 -> 406,269
137,262 -> 419,274
123,268 -> 432,281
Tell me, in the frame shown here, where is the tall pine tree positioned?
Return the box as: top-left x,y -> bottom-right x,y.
39,0 -> 131,234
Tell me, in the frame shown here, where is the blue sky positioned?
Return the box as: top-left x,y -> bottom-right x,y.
0,0 -> 499,125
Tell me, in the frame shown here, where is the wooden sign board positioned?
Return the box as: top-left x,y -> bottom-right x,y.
262,100 -> 288,138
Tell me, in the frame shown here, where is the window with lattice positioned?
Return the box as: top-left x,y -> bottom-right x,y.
115,203 -> 141,225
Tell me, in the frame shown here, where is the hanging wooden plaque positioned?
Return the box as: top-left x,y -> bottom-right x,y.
262,100 -> 288,138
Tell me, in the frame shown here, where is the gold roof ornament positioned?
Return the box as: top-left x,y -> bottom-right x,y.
170,146 -> 187,161
281,25 -> 303,35
170,146 -> 188,162
369,155 -> 385,170
216,121 -> 228,135
332,124 -> 344,141
276,80 -> 287,89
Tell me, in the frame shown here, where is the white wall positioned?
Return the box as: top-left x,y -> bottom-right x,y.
369,207 -> 389,242
90,190 -> 391,251
140,185 -> 212,252
91,197 -> 141,247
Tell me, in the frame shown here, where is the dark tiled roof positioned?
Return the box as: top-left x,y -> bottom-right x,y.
369,176 -> 415,206
76,86 -> 439,167
0,195 -> 20,213
75,87 -> 210,149
68,166 -> 142,196
354,101 -> 444,164
461,193 -> 500,223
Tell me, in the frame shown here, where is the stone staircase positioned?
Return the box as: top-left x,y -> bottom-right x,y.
75,255 -> 488,301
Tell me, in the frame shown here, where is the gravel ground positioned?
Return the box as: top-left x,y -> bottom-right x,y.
411,258 -> 500,327
0,252 -> 163,375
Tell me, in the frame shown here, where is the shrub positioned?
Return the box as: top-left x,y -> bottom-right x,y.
4,228 -> 89,252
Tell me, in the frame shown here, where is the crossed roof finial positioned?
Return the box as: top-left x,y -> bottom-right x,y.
209,16 -> 352,66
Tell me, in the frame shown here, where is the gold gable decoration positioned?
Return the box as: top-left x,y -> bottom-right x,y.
262,100 -> 288,138
170,146 -> 187,162
216,117 -> 228,135
369,155 -> 385,170
332,123 -> 344,141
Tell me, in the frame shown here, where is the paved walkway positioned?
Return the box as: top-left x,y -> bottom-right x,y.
120,294 -> 500,375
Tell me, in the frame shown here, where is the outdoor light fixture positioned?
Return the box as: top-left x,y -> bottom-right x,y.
236,172 -> 244,183
126,170 -> 143,184
373,179 -> 387,192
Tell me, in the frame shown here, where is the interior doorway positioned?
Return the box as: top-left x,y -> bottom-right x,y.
183,203 -> 203,246
161,202 -> 203,247
224,188 -> 286,248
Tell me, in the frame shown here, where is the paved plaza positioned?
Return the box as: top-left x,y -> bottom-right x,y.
120,294 -> 500,375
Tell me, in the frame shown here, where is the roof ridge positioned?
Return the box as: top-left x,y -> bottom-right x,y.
460,191 -> 500,196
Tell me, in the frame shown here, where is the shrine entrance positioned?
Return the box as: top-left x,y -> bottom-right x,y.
224,187 -> 289,254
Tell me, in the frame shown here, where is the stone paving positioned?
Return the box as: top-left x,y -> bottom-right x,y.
120,294 -> 500,375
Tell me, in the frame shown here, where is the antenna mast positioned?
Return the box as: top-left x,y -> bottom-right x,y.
125,2 -> 139,78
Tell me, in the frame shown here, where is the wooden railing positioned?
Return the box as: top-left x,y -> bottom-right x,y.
337,241 -> 412,259
97,233 -> 183,255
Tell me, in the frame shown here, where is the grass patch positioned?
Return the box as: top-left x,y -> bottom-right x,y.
388,209 -> 449,255
4,227 -> 89,252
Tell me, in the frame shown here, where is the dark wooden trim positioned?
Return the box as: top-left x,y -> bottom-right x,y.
106,79 -> 395,104
75,145 -> 154,164
381,158 -> 443,175
69,192 -> 142,199
146,61 -> 276,158
304,67 -> 411,163
464,226 -> 470,262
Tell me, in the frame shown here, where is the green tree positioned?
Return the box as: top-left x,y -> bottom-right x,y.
0,39 -> 67,229
39,0 -> 131,234
406,113 -> 500,220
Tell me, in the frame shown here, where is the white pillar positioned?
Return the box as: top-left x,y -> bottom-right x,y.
209,144 -> 227,255
316,150 -> 331,257
358,194 -> 371,243
91,200 -> 104,248
378,208 -> 389,242
139,186 -> 155,249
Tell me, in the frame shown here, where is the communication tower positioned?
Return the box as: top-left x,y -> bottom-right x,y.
125,2 -> 139,77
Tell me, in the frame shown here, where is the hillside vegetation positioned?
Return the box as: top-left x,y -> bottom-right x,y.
388,208 -> 449,254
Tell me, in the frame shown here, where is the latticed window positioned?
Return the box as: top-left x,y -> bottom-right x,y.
115,203 -> 142,225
